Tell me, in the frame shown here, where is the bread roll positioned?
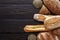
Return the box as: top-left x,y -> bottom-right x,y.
43,0 -> 60,15
33,0 -> 42,8
37,32 -> 56,40
44,16 -> 60,30
24,25 -> 47,32
34,14 -> 60,30
39,5 -> 51,15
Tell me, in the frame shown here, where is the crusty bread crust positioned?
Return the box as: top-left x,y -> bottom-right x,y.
53,28 -> 60,40
43,0 -> 60,14
33,14 -> 46,21
24,25 -> 47,32
33,14 -> 60,22
37,32 -> 56,40
39,5 -> 51,15
44,16 -> 60,30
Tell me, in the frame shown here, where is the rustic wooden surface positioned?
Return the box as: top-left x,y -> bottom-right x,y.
0,0 -> 41,40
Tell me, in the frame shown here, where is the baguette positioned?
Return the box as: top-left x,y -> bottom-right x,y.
24,25 -> 47,32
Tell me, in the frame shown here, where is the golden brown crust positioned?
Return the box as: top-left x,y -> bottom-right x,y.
52,28 -> 60,40
37,32 -> 56,40
44,17 -> 60,24
33,14 -> 60,22
39,5 -> 51,15
24,25 -> 47,32
44,17 -> 60,30
33,14 -> 46,21
43,0 -> 60,15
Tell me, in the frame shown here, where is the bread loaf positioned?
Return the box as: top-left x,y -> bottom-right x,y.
37,32 -> 56,40
43,0 -> 60,15
39,5 -> 51,15
34,14 -> 60,30
53,28 -> 60,40
44,16 -> 60,30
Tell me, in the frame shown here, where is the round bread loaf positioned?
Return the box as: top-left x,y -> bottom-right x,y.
28,34 -> 36,40
43,0 -> 60,15
33,0 -> 42,8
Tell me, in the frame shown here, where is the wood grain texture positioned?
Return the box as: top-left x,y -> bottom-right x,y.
0,0 -> 32,4
0,19 -> 42,33
0,0 -> 39,40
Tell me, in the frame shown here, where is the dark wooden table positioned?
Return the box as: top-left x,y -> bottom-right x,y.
0,0 -> 42,40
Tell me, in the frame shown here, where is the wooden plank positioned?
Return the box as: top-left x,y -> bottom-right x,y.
0,33 -> 38,40
0,4 -> 39,19
0,19 -> 43,33
0,14 -> 34,19
0,0 -> 40,40
0,4 -> 39,15
0,0 -> 33,4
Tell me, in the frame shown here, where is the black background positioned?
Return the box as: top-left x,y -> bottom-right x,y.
0,0 -> 42,40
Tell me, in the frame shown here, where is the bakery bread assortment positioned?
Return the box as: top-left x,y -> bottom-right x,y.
24,25 -> 47,32
24,0 -> 60,40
